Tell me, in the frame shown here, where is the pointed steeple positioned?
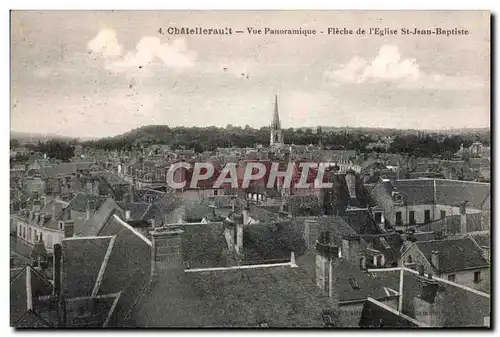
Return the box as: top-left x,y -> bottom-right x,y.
273,94 -> 280,126
270,93 -> 284,147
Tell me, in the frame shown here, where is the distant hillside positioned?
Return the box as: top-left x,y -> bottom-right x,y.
10,131 -> 81,143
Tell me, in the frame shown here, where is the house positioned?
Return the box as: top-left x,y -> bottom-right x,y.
12,197 -> 72,253
369,178 -> 490,233
368,267 -> 490,327
399,237 -> 490,292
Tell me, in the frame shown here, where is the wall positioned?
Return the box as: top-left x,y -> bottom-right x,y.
14,216 -> 65,252
442,268 -> 490,292
338,297 -> 399,327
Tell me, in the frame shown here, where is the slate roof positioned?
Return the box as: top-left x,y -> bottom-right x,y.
413,237 -> 489,273
470,232 -> 490,248
117,201 -> 151,221
96,215 -> 152,324
66,193 -> 107,213
394,179 -> 435,205
10,265 -> 54,327
61,236 -> 114,298
361,233 -> 404,267
371,269 -> 491,327
132,264 -> 335,327
242,220 -> 307,265
181,223 -> 230,269
78,197 -> 122,237
297,250 -> 390,303
64,293 -> 121,328
358,299 -> 419,328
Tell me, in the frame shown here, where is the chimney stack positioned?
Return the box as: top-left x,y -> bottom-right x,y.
431,250 -> 439,271
315,235 -> 340,309
52,202 -> 57,220
242,202 -> 250,225
303,219 -> 319,248
53,243 -> 62,298
63,220 -> 74,238
345,169 -> 357,200
460,201 -> 468,234
150,227 -> 184,278
341,235 -> 361,266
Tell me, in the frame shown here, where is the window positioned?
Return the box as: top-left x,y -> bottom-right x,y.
395,212 -> 402,225
474,271 -> 481,283
39,232 -> 43,241
424,210 -> 431,223
448,274 -> 456,282
407,256 -> 413,264
440,210 -> 446,219
322,314 -> 335,327
29,228 -> 32,242
213,189 -> 218,196
409,211 -> 415,225
374,212 -> 382,224
349,278 -> 360,290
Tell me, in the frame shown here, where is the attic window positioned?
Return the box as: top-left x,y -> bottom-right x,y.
349,278 -> 360,290
379,237 -> 391,250
322,313 -> 335,327
183,261 -> 191,269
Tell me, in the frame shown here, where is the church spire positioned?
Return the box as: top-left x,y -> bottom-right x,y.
273,94 -> 280,126
270,93 -> 283,147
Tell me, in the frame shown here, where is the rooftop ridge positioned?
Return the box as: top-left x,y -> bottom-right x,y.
112,214 -> 152,247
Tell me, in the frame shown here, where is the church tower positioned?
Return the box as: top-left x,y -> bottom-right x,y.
270,94 -> 284,147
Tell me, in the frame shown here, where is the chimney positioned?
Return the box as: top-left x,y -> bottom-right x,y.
150,227 -> 184,278
341,235 -> 361,267
209,204 -> 216,218
63,220 -> 74,238
303,219 -> 319,248
86,200 -> 92,221
431,250 -> 439,271
52,202 -> 57,220
315,236 -> 340,310
242,202 -> 250,225
53,243 -> 62,298
53,243 -> 65,327
345,169 -> 357,200
460,201 -> 468,234
236,216 -> 244,254
125,210 -> 131,221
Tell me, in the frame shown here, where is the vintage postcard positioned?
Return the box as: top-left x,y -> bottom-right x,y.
10,10 -> 490,328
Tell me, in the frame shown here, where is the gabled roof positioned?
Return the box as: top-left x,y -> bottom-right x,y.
96,215 -> 152,324
117,201 -> 151,221
242,220 -> 307,265
66,193 -> 107,213
358,298 -> 419,327
469,232 -> 490,248
181,223 -> 229,269
61,236 -> 115,298
10,265 -> 54,326
78,197 -> 122,237
64,292 -> 121,328
298,250 -> 390,303
132,264 -> 334,327
413,237 -> 489,273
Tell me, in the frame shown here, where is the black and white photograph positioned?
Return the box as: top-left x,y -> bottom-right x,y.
9,9 -> 491,328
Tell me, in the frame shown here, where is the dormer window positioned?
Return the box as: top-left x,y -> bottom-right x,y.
349,278 -> 360,290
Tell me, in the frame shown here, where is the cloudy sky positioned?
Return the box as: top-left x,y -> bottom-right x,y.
11,10 -> 490,138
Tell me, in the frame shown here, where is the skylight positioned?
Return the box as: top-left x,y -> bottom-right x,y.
349,278 -> 360,290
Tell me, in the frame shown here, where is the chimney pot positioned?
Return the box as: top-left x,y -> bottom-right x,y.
431,250 -> 439,271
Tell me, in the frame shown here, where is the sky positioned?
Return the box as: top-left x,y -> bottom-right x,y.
11,10 -> 490,138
